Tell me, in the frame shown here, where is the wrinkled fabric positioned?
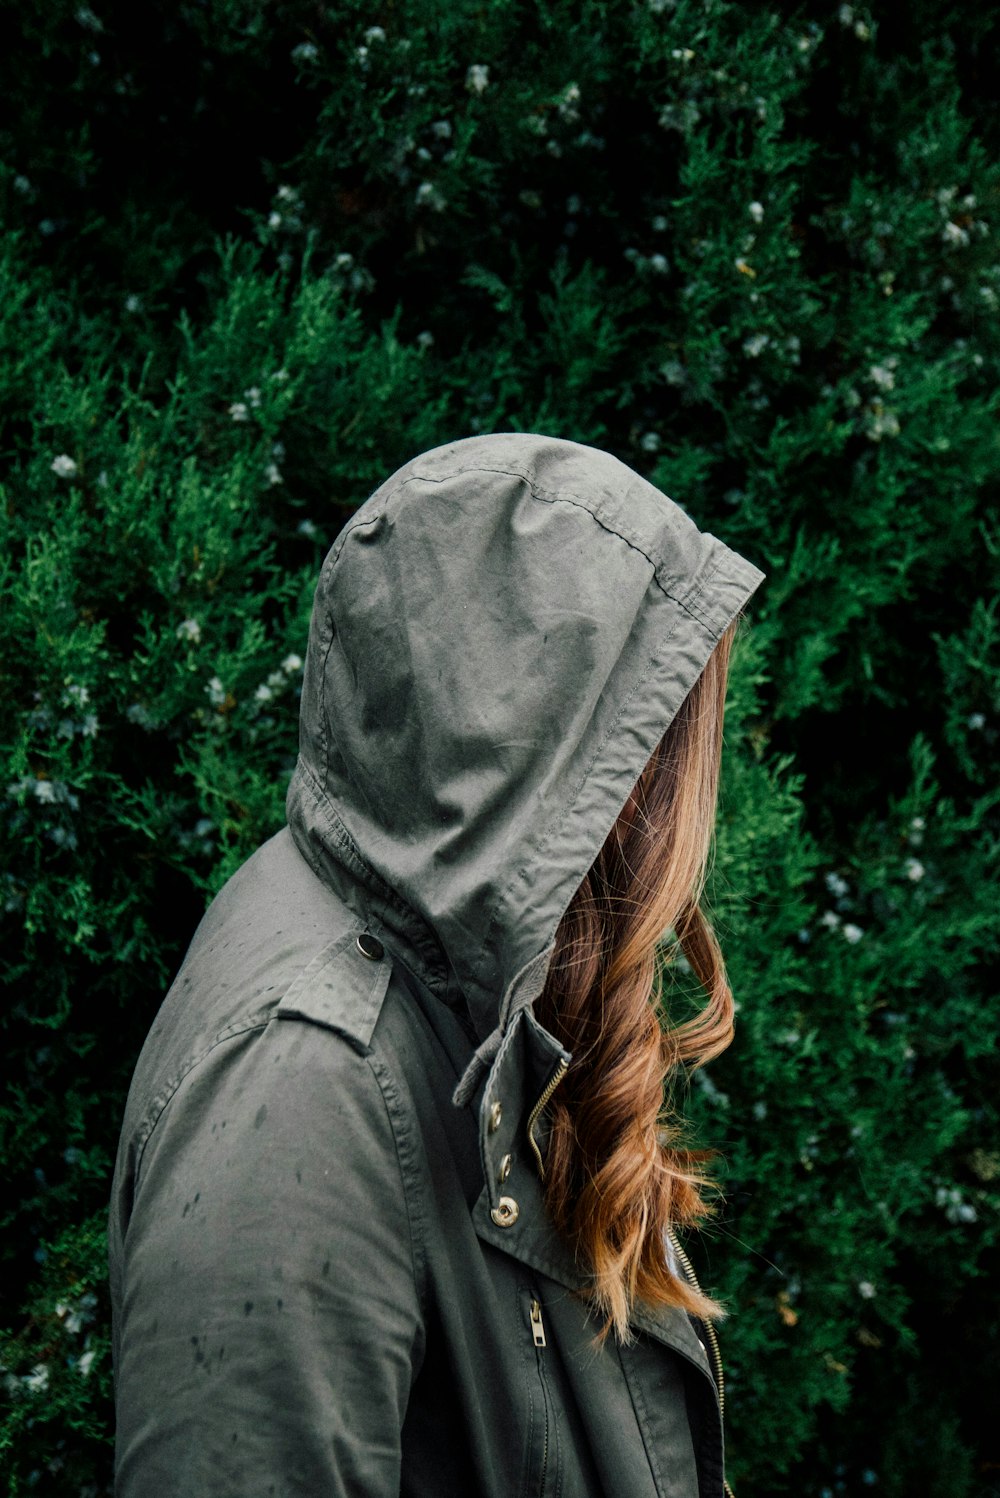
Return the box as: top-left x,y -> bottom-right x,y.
109,433 -> 765,1497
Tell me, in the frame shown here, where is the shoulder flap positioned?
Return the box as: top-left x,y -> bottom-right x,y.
276,927 -> 392,1051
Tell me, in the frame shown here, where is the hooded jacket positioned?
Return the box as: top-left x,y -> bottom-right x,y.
109,433 -> 765,1497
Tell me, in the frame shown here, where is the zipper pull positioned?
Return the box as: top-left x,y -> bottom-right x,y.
529,1298 -> 547,1348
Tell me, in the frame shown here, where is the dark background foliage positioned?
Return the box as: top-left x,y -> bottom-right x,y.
1,1 -> 998,1493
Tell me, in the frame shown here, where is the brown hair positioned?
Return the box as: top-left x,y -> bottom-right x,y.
534,617 -> 739,1342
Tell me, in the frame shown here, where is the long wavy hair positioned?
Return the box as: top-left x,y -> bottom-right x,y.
533,616 -> 740,1343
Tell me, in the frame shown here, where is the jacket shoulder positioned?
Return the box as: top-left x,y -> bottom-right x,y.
117,829 -> 395,1166
275,928 -> 392,1051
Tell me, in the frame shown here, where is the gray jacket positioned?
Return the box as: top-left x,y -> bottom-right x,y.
109,433 -> 765,1496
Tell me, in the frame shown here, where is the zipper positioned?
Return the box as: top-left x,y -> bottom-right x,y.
523,1291 -> 552,1493
529,1297 -> 547,1347
526,1057 -> 569,1179
667,1228 -> 735,1498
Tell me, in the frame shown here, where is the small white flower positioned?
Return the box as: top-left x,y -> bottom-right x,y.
904,857 -> 925,882
76,1349 -> 96,1377
857,1280 -> 876,1299
228,402 -> 249,423
824,870 -> 850,898
364,25 -> 386,43
431,119 -> 452,140
126,703 -> 156,729
124,293 -> 143,313
33,780 -> 58,804
910,815 -> 925,831
465,63 -> 490,94
967,711 -> 985,730
854,20 -> 870,39
271,368 -> 290,383
268,211 -> 283,229
291,41 -> 319,63
415,181 -> 446,210
743,333 -> 770,358
820,909 -> 841,929
752,1100 -> 768,1121
80,713 -> 99,738
748,200 -> 764,223
176,618 -> 201,644
13,174 -> 32,195
942,221 -> 970,248
356,45 -> 369,64
193,818 -> 214,838
206,676 -> 227,707
282,653 -> 303,674
255,683 -> 274,703
75,5 -> 102,31
865,404 -> 900,441
23,1364 -> 50,1394
416,330 -> 435,349
869,363 -> 895,391
265,463 -> 283,486
297,519 -> 319,539
838,4 -> 854,22
276,184 -> 297,203
244,386 -> 262,408
648,253 -> 669,275
671,47 -> 695,61
63,684 -> 90,707
51,454 -> 78,478
842,923 -> 864,944
640,432 -> 661,453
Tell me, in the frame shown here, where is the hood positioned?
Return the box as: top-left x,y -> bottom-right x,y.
286,433 -> 765,1077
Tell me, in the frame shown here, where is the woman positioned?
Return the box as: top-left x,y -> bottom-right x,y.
109,432 -> 765,1496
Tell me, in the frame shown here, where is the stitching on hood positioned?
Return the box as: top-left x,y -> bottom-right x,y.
325,457 -> 722,628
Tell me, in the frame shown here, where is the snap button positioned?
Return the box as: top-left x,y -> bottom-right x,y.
488,1101 -> 503,1133
356,933 -> 384,961
498,1153 -> 512,1183
490,1196 -> 519,1228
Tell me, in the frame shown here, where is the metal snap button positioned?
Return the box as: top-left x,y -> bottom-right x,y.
490,1196 -> 519,1228
488,1101 -> 503,1133
356,933 -> 384,961
498,1153 -> 512,1183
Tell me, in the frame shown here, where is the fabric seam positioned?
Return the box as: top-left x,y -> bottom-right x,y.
366,1052 -> 430,1320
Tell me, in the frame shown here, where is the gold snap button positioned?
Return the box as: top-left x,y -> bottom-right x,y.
356,933 -> 384,961
488,1101 -> 503,1132
498,1152 -> 512,1183
490,1196 -> 519,1228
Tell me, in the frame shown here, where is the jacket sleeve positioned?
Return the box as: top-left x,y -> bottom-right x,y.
112,1012 -> 425,1498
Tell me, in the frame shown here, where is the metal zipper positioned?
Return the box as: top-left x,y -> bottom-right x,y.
526,1056 -> 569,1179
526,1292 -> 551,1491
667,1228 -> 735,1498
529,1297 -> 547,1347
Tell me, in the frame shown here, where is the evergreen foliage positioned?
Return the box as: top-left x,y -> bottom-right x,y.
1,2 -> 997,1493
